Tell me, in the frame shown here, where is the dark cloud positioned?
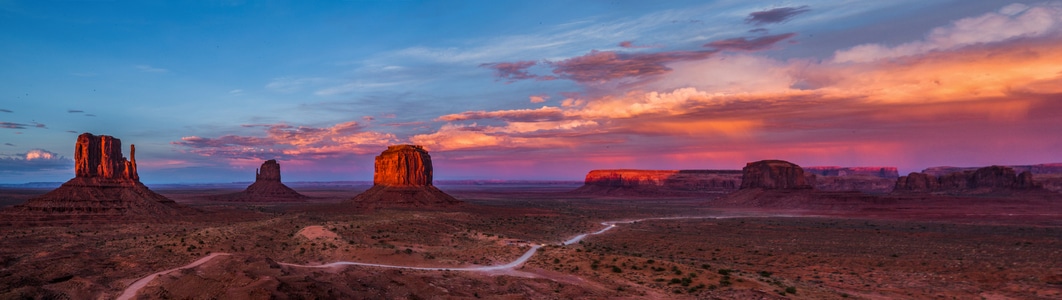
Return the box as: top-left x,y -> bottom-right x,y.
548,49 -> 716,84
173,135 -> 274,149
33,122 -> 46,129
0,109 -> 11,113
705,33 -> 797,51
0,149 -> 73,173
748,28 -> 768,33
480,61 -> 539,81
1,122 -> 28,129
746,6 -> 810,25
85,114 -> 96,117
67,109 -> 83,113
438,107 -> 566,122
4,143 -> 13,147
66,130 -> 78,134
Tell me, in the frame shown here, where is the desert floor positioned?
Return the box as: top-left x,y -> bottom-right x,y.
1,183 -> 1061,299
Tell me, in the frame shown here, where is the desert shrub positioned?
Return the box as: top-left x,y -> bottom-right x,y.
611,266 -> 623,273
718,269 -> 732,276
758,270 -> 772,277
785,286 -> 797,294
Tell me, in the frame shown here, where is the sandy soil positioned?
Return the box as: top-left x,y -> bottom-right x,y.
0,184 -> 1060,299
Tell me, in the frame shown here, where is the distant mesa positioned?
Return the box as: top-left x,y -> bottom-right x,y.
895,165 -> 1043,195
209,159 -> 309,202
572,169 -> 742,195
805,166 -> 899,194
804,166 -> 899,179
0,133 -> 189,225
347,145 -> 461,208
739,160 -> 813,190
922,163 -> 1062,176
716,159 -> 881,209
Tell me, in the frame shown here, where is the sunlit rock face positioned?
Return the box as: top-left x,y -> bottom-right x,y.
373,145 -> 433,187
895,165 -> 1043,194
1,133 -> 187,225
739,160 -> 813,190
348,145 -> 460,208
212,159 -> 308,202
74,133 -> 138,182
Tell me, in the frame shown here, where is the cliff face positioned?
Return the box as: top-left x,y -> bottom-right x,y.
256,159 -> 281,182
74,133 -> 138,181
349,145 -> 460,208
895,165 -> 1042,194
575,169 -> 742,194
740,160 -> 813,190
2,133 -> 186,225
373,145 -> 433,187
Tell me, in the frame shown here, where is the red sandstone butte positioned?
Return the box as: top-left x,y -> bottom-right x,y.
573,169 -> 742,195
211,159 -> 308,202
348,145 -> 460,208
1,133 -> 187,225
739,160 -> 813,190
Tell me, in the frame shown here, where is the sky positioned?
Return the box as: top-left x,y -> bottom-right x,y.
1,0 -> 1061,183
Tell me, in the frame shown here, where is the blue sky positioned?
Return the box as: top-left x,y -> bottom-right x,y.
2,0 -> 1061,183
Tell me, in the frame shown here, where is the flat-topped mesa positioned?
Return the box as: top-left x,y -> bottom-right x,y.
348,145 -> 460,208
74,133 -> 138,181
895,165 -> 1042,194
740,160 -> 813,190
804,166 -> 899,179
575,169 -> 742,195
256,159 -> 282,182
373,144 -> 433,187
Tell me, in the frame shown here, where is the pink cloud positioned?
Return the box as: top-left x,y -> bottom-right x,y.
480,60 -> 538,81
174,121 -> 396,160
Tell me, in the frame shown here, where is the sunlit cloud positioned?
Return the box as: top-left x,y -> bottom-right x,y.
833,3 -> 1062,63
0,149 -> 72,173
173,121 -> 397,160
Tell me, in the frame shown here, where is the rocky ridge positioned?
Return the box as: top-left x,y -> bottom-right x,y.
895,165 -> 1042,194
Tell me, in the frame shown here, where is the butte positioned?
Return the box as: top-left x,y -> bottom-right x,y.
713,159 -> 876,209
346,145 -> 461,208
0,133 -> 189,225
210,159 -> 309,202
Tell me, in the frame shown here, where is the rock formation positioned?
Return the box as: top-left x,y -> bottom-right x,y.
572,169 -> 741,195
210,159 -> 309,202
894,165 -> 1042,194
922,163 -> 1062,176
739,160 -> 813,190
1,133 -> 187,225
805,166 -> 899,193
347,145 -> 461,208
804,166 -> 899,179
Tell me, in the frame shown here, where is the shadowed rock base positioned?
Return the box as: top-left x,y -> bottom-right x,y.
349,185 -> 461,208
0,178 -> 187,225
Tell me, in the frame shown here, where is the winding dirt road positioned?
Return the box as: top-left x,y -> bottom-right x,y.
118,215 -> 743,298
